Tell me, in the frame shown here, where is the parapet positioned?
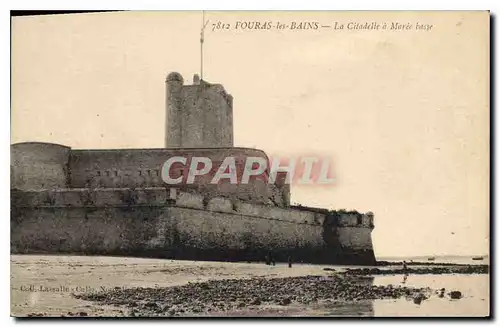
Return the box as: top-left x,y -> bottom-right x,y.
199,79 -> 233,107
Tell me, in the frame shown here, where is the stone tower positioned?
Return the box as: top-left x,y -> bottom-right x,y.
165,72 -> 234,148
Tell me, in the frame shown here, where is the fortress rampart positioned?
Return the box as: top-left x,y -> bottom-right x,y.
11,142 -> 290,206
11,188 -> 375,264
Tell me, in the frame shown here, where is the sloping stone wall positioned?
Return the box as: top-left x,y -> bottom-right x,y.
11,188 -> 375,264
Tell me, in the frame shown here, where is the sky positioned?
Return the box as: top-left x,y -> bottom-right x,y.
11,11 -> 489,257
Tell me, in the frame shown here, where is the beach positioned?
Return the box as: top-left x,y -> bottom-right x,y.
10,254 -> 489,317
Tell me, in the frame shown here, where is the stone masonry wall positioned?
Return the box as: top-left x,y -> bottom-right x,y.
11,188 -> 375,264
166,72 -> 234,148
11,142 -> 71,191
11,143 -> 288,206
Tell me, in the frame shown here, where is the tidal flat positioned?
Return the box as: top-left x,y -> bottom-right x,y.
10,254 -> 489,317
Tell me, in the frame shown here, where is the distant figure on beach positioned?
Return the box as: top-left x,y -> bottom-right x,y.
288,256 -> 293,268
265,251 -> 276,266
401,260 -> 409,284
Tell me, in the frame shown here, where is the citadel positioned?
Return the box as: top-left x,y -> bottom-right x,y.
11,72 -> 376,265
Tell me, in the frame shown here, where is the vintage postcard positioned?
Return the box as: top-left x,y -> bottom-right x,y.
10,11 -> 490,317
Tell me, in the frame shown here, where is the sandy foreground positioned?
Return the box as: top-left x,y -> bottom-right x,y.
10,255 -> 489,317
11,254 -> 348,317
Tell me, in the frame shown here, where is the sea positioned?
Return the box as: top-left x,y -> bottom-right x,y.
326,255 -> 490,317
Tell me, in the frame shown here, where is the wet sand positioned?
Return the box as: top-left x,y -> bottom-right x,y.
10,254 -> 490,317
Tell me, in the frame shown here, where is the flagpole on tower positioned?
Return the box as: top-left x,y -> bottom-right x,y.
200,11 -> 209,81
